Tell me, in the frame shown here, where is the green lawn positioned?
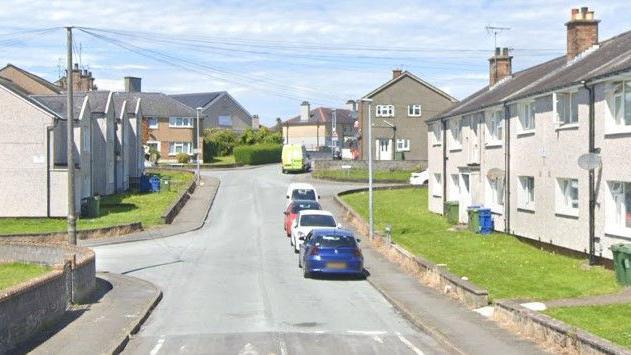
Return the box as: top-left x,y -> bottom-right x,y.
313,168 -> 416,182
0,262 -> 51,291
0,170 -> 194,235
545,304 -> 631,348
342,188 -> 620,301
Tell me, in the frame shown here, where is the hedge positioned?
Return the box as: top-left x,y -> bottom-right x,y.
233,144 -> 282,165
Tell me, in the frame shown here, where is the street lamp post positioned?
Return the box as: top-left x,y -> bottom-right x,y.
196,107 -> 202,184
361,98 -> 374,240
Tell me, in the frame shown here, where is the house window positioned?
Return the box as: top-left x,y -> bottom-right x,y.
519,101 -> 536,132
607,81 -> 631,132
432,173 -> 442,197
147,141 -> 160,152
218,115 -> 233,126
376,105 -> 394,117
449,117 -> 462,150
555,92 -> 579,126
518,176 -> 535,210
432,123 -> 442,146
449,174 -> 460,200
486,177 -> 504,212
169,117 -> 193,128
408,104 -> 422,117
147,117 -> 159,129
487,110 -> 503,145
607,181 -> 631,233
556,178 -> 579,216
396,139 -> 410,152
169,142 -> 192,155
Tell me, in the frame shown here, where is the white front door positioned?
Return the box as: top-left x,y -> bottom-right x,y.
459,174 -> 472,223
375,139 -> 392,160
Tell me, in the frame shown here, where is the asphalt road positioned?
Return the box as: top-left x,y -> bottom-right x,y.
93,165 -> 447,354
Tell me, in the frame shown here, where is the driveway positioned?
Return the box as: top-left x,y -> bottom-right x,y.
93,164 -> 446,354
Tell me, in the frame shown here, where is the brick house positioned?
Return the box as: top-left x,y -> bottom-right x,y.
426,7 -> 631,260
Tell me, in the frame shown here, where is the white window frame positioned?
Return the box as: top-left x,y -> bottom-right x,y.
449,174 -> 460,201
147,117 -> 159,129
396,138 -> 410,152
556,178 -> 579,217
606,81 -> 631,134
431,123 -> 442,146
375,105 -> 394,117
169,141 -> 193,156
554,91 -> 579,127
432,173 -> 442,197
169,117 -> 193,128
218,115 -> 233,126
518,101 -> 536,134
408,104 -> 422,117
448,117 -> 462,150
518,176 -> 535,211
146,140 -> 161,153
486,177 -> 504,213
606,181 -> 631,237
486,109 -> 503,146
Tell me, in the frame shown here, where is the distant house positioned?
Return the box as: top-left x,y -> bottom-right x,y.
0,64 -> 62,95
282,101 -> 355,152
426,7 -> 631,260
170,91 -> 253,133
357,70 -> 457,161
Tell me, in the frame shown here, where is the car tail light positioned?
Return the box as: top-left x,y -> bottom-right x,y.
353,248 -> 362,257
309,246 -> 320,256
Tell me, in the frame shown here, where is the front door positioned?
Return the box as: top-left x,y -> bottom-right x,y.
375,139 -> 392,161
459,174 -> 472,223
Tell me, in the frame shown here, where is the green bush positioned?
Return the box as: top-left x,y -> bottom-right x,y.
176,152 -> 191,164
203,128 -> 238,157
234,144 -> 282,165
239,127 -> 283,146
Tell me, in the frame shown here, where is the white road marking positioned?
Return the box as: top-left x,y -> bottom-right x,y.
279,340 -> 288,355
149,336 -> 165,355
346,330 -> 388,336
372,336 -> 384,344
396,332 -> 425,355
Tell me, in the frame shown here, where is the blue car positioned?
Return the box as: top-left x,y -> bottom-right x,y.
299,228 -> 364,278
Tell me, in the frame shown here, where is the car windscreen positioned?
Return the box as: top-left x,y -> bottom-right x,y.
291,202 -> 321,213
312,234 -> 356,248
292,189 -> 316,201
300,215 -> 336,227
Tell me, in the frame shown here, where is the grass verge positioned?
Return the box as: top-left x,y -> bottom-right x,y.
0,262 -> 51,291
313,168 -> 415,182
0,170 -> 194,236
544,304 -> 631,348
341,187 -> 620,301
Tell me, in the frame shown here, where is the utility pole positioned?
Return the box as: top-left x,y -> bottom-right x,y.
196,107 -> 202,183
361,98 -> 374,240
66,27 -> 77,245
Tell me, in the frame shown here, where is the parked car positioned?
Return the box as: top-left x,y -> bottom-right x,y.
285,183 -> 319,207
409,171 -> 429,186
284,200 -> 321,237
282,144 -> 311,173
299,228 -> 364,278
290,210 -> 340,253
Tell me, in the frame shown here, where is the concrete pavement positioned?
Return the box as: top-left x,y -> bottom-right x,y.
94,165 -> 448,354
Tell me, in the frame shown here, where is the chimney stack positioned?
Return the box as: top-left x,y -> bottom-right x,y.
124,76 -> 142,92
489,47 -> 512,87
251,114 -> 260,129
346,99 -> 357,112
300,101 -> 310,122
566,7 -> 599,61
392,69 -> 403,79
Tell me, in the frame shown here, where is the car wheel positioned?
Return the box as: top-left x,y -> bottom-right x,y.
298,257 -> 302,268
303,269 -> 310,278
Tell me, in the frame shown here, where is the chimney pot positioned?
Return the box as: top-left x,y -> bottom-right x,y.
566,7 -> 599,61
489,48 -> 512,87
392,69 -> 403,79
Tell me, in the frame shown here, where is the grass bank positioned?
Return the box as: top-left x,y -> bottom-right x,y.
0,170 -> 193,236
313,168 -> 414,183
341,187 -> 620,301
0,262 -> 51,291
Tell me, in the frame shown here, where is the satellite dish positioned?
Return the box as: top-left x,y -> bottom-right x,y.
486,168 -> 505,180
578,153 -> 601,170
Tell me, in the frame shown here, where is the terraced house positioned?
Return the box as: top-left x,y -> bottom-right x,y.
426,7 -> 631,260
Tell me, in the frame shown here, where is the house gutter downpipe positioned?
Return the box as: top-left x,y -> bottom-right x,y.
66,27 -> 77,245
583,80 -> 597,265
504,102 -> 511,234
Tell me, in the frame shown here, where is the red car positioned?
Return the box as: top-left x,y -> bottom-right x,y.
283,200 -> 321,237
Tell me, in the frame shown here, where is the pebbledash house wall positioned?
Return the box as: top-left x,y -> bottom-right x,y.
428,79 -> 631,259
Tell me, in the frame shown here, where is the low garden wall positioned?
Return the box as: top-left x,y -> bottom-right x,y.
0,241 -> 96,353
161,177 -> 197,224
313,160 -> 426,172
0,222 -> 143,243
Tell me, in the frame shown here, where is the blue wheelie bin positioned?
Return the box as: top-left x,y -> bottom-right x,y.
149,175 -> 161,192
478,208 -> 494,235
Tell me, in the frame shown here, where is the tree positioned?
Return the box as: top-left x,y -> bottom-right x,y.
203,128 -> 239,158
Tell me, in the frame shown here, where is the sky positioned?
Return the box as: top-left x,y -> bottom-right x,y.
1,0 -> 630,126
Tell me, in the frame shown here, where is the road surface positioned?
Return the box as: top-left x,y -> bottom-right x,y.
94,165 -> 447,354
